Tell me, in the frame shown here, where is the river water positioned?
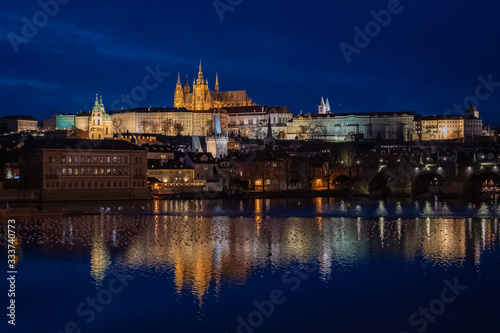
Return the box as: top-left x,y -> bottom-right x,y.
2,197 -> 499,332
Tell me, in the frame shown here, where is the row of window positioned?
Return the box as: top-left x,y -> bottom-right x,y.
49,155 -> 130,164
46,181 -> 145,188
59,167 -> 130,176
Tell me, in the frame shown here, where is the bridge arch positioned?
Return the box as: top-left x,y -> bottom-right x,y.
412,172 -> 442,197
465,170 -> 500,197
369,173 -> 388,195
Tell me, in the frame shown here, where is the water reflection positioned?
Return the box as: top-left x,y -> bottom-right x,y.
9,204 -> 500,304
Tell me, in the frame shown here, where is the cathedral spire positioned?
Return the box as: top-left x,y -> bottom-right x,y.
215,73 -> 219,93
176,72 -> 181,85
184,74 -> 190,93
95,94 -> 99,106
197,59 -> 204,84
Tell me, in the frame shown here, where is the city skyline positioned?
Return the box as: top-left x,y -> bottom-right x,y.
2,1 -> 500,122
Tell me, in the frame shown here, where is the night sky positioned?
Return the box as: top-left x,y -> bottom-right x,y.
2,0 -> 500,122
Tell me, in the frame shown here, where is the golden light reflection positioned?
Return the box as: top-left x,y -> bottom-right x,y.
28,213 -> 500,304
90,216 -> 111,285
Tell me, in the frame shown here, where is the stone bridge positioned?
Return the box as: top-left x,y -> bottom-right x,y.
347,162 -> 500,197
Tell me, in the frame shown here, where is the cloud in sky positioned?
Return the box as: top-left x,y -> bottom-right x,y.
1,0 -> 500,123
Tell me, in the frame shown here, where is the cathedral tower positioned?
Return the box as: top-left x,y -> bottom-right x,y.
174,73 -> 185,108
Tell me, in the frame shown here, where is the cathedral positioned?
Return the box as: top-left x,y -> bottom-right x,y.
174,61 -> 254,111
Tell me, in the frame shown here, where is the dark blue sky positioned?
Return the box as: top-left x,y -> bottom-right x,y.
2,0 -> 500,122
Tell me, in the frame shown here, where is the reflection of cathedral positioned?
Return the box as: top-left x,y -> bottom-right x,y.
174,61 -> 254,111
89,95 -> 113,139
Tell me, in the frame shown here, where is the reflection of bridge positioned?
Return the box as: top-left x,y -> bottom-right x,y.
347,162 -> 500,197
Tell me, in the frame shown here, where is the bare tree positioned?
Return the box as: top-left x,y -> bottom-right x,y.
173,122 -> 184,135
255,161 -> 272,192
254,119 -> 266,139
160,118 -> 173,135
140,120 -> 153,133
205,118 -> 214,136
338,143 -> 356,178
112,117 -> 124,135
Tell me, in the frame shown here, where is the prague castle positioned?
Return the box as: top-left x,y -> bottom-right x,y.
174,61 -> 254,111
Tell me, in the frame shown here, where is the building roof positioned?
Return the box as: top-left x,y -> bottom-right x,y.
107,107 -> 191,115
295,111 -> 415,119
186,152 -> 215,163
148,159 -> 192,170
221,105 -> 291,115
420,115 -> 463,121
21,138 -> 146,151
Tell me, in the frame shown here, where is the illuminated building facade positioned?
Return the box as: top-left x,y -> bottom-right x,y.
19,138 -> 149,201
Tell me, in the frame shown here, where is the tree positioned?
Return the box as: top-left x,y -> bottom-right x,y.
173,122 -> 184,135
338,143 -> 356,178
112,117 -> 124,135
205,119 -> 214,136
254,119 -> 266,139
298,125 -> 308,140
140,120 -> 153,133
316,124 -> 327,141
160,118 -> 173,135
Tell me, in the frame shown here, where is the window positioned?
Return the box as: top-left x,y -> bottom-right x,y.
81,182 -> 85,188
74,168 -> 79,176
80,168 -> 85,175
100,156 -> 104,163
107,156 -> 111,163
106,168 -> 111,175
74,156 -> 79,163
93,156 -> 98,163
68,156 -> 73,163
87,156 -> 91,163
62,156 -> 66,163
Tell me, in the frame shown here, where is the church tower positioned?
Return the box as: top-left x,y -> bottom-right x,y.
174,73 -> 185,108
193,60 -> 209,111
89,94 -> 113,140
318,97 -> 331,114
184,75 -> 190,94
